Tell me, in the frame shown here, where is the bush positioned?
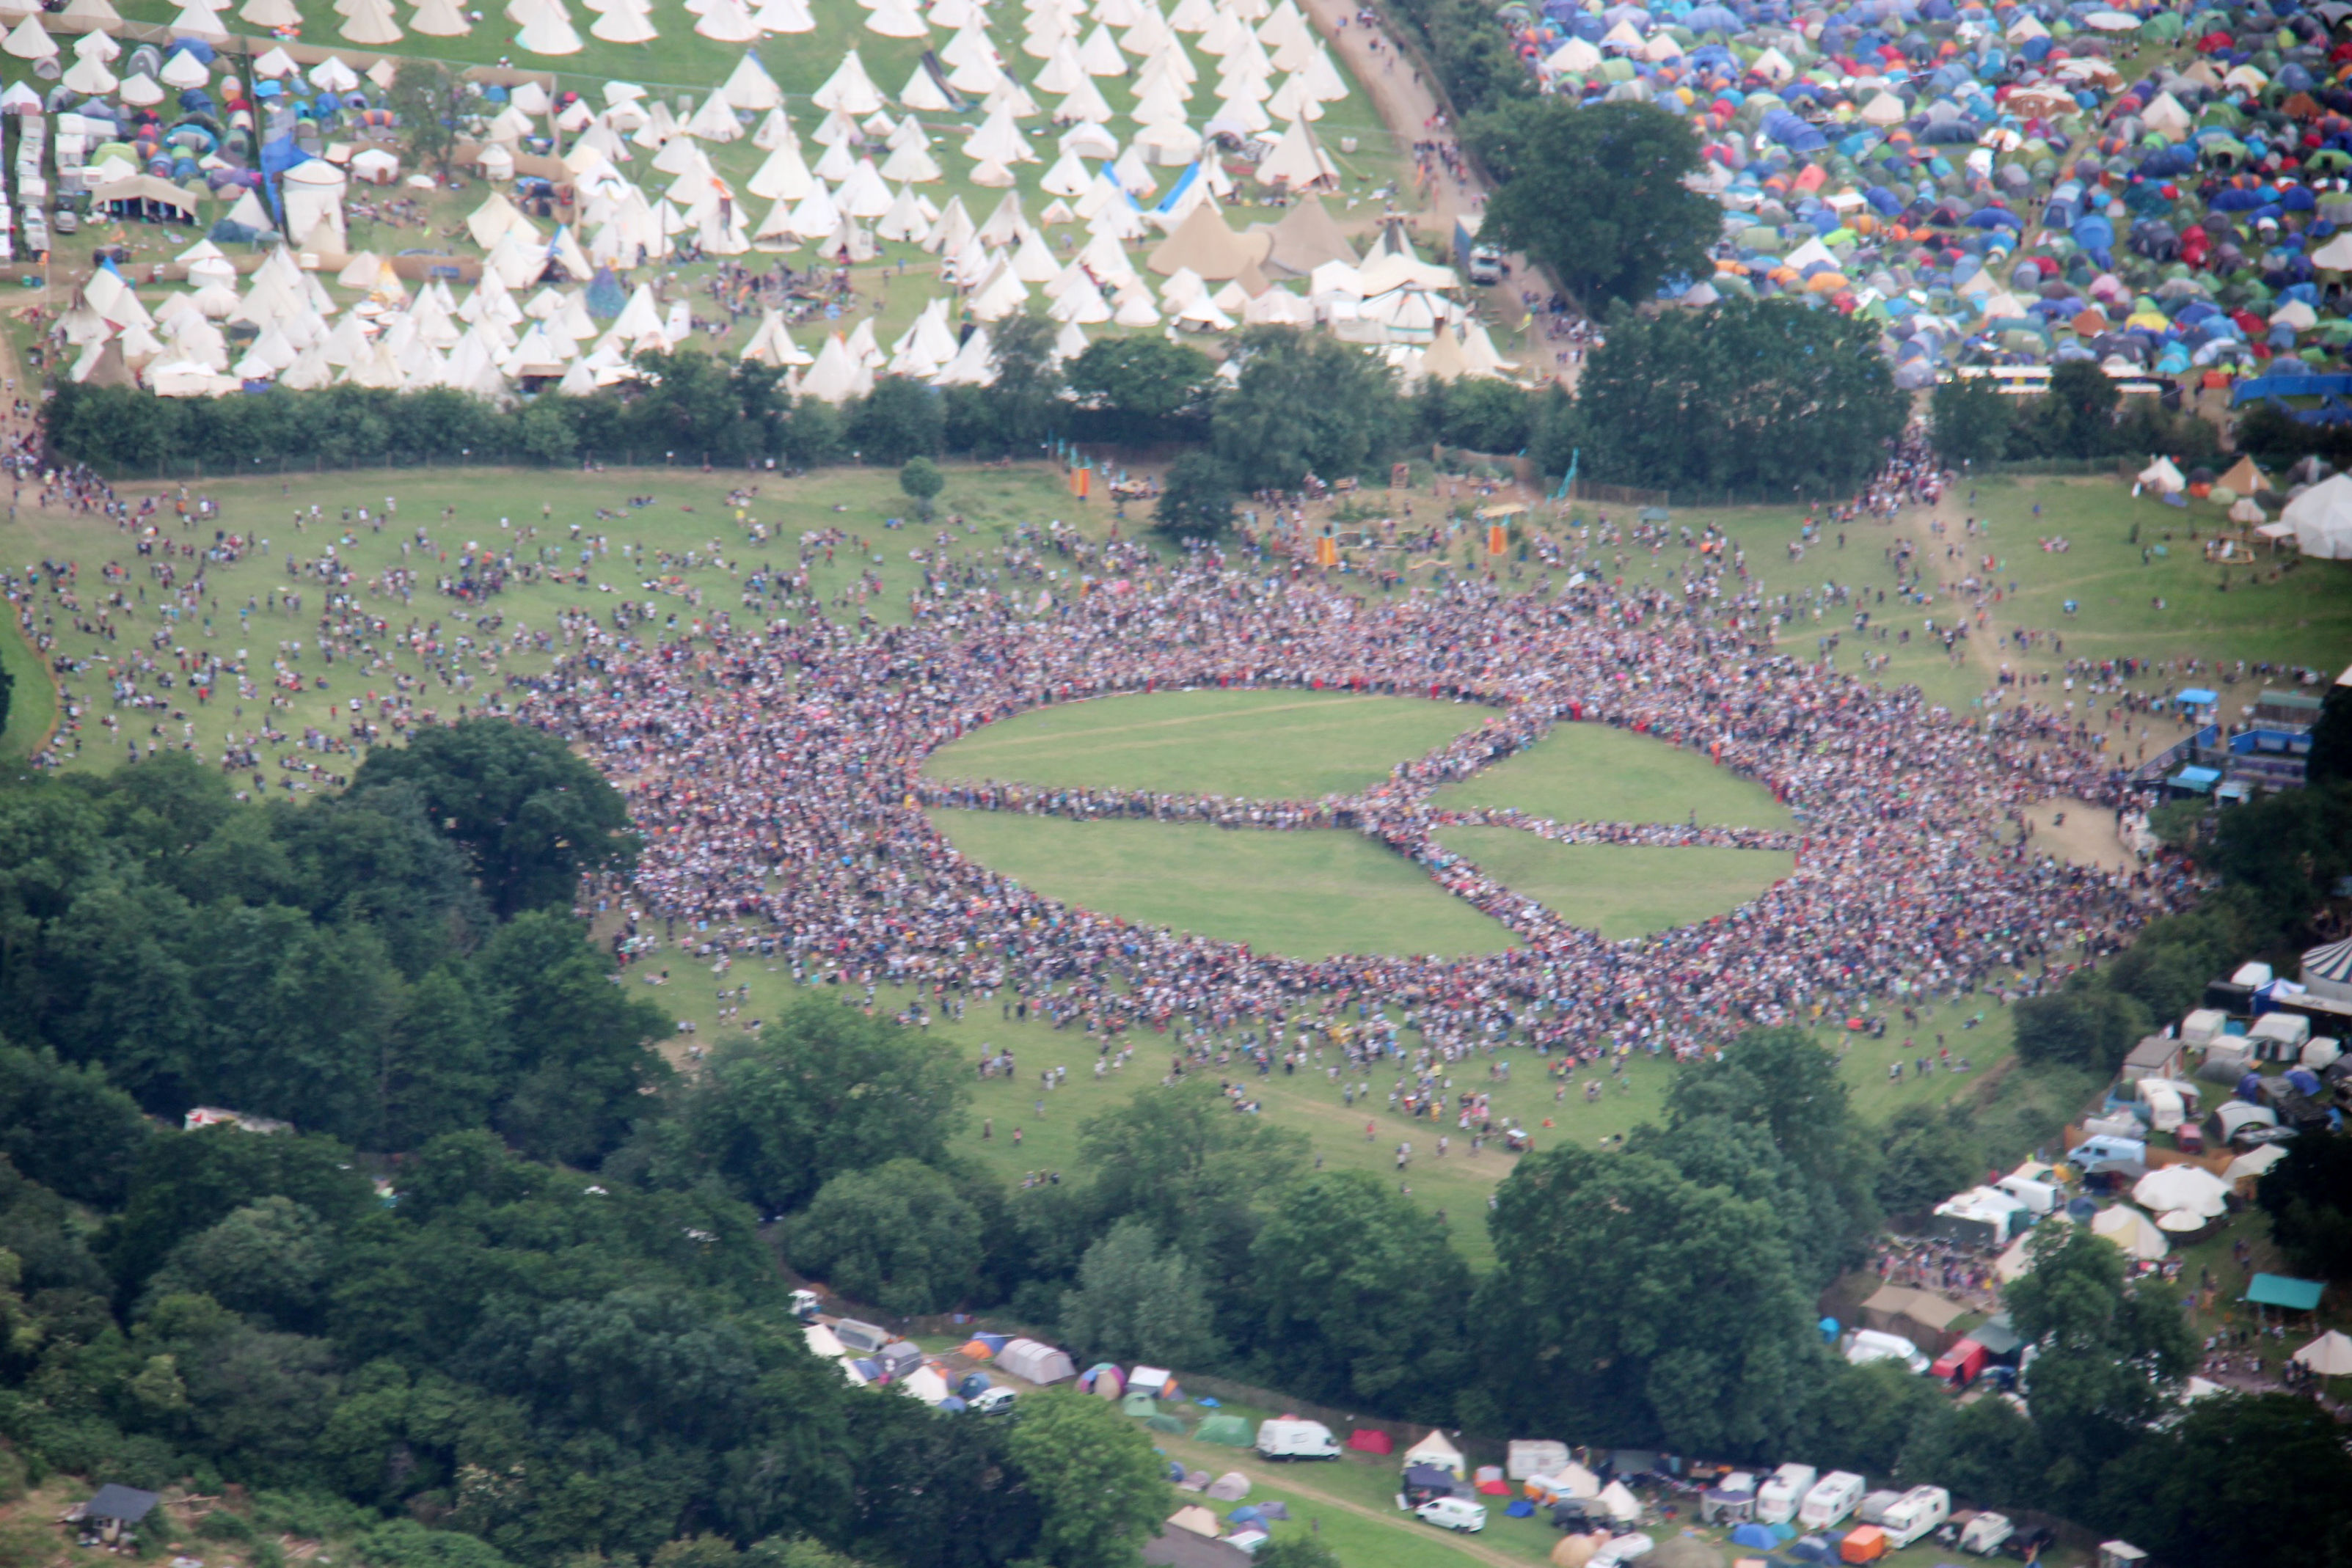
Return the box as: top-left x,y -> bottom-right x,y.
2012,981 -> 2149,1074
1154,453 -> 1236,539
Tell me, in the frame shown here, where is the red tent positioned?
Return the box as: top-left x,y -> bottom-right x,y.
1346,1429 -> 1394,1456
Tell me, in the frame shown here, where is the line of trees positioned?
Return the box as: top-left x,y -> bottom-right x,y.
1929,363 -> 2225,468
51,306 -> 1907,508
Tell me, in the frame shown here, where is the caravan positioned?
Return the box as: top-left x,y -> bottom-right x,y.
1880,1487 -> 1950,1548
1799,1472 -> 1866,1531
1755,1465 -> 1816,1525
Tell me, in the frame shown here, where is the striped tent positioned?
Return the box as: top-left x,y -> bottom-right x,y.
2303,937 -> 2352,1004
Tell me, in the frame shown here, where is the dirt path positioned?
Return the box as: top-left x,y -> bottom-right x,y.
1293,0 -> 1574,384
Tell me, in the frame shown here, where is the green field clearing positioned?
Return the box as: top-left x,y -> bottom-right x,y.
9,460 -> 2334,1257
930,811 -> 1518,958
1433,831 -> 1794,940
0,463 -> 1073,766
1432,722 -> 1794,829
923,689 -> 1482,798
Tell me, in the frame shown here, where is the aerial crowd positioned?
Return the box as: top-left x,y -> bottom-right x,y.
516,449 -> 2191,1069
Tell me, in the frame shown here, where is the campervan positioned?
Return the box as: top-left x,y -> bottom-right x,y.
1755,1465 -> 1816,1525
1414,1498 -> 1486,1534
1256,1419 -> 1342,1460
832,1319 -> 891,1355
1799,1472 -> 1866,1531
1958,1513 -> 2014,1555
1880,1487 -> 1950,1548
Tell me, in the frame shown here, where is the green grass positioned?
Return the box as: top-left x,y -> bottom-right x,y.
928,810 -> 1518,958
0,620 -> 58,762
1432,831 -> 1793,940
5,464 -> 1073,776
1431,722 -> 1794,829
923,689 -> 1483,798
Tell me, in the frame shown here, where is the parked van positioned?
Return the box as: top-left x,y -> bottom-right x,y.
1414,1498 -> 1486,1534
1958,1512 -> 2014,1555
1257,1419 -> 1342,1460
1798,1472 -> 1866,1531
1755,1465 -> 1816,1525
1880,1486 -> 1950,1549
833,1319 -> 891,1355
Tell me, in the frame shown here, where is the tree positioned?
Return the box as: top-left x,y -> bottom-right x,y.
2039,360 -> 2122,459
1066,337 -> 1214,442
2092,1394 -> 2352,1565
1430,378 -> 1533,455
471,909 -> 670,1166
1057,1218 -> 1221,1369
668,1001 -> 969,1215
1210,327 -> 1403,491
1243,1171 -> 1469,1418
100,1126 -> 377,1291
351,718 -> 637,918
1001,1389 -> 1170,1568
1467,100 -> 1716,309
1874,1104 -> 1982,1220
788,1160 -> 982,1316
388,61 -> 461,178
1659,1026 -> 1881,1287
2307,688 -> 2352,787
0,1041 -> 151,1206
985,313 -> 1064,453
1570,299 -> 1904,497
897,457 -> 944,520
2255,1135 -> 2352,1279
1073,1080 -> 1307,1284
1153,453 -> 1236,539
847,378 -> 943,466
2011,980 -> 2150,1074
1929,375 -> 2014,467
145,1196 -> 333,1332
629,349 -> 751,463
1469,1145 -> 1816,1451
2004,1223 -> 2195,1504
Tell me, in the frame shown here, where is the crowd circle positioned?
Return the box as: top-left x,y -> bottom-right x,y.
519,471 -> 2188,1066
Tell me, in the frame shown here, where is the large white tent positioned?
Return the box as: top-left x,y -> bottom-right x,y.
2281,473 -> 2352,560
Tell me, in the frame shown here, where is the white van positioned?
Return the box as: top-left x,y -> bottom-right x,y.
1414,1498 -> 1486,1534
1755,1464 -> 1816,1525
1882,1486 -> 1950,1548
1257,1419 -> 1341,1460
833,1319 -> 891,1355
1798,1472 -> 1866,1531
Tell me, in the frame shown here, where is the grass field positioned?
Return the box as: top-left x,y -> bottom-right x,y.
1431,722 -> 1794,829
1431,832 -> 1794,942
929,813 -> 1519,958
922,689 -> 1480,799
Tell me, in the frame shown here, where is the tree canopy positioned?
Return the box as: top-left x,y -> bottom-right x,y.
1210,327 -> 1403,491
1566,298 -> 1906,496
351,719 -> 637,918
1467,100 -> 1717,309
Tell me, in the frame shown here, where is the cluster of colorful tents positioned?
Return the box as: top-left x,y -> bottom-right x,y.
1478,0 -> 2352,399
